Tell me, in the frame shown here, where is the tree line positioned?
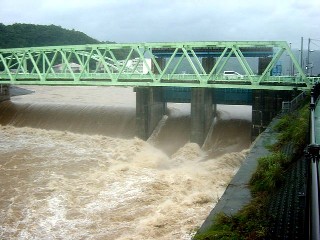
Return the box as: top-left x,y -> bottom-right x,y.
0,23 -> 136,62
0,23 -> 103,48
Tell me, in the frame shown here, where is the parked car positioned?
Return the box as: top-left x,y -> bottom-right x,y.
223,71 -> 244,79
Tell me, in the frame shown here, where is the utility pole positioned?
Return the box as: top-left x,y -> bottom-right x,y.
307,38 -> 311,76
289,42 -> 293,75
300,37 -> 304,71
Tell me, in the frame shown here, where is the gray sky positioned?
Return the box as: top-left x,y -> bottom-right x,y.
1,0 -> 319,48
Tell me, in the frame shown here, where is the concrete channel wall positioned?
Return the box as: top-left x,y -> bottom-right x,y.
197,116 -> 280,233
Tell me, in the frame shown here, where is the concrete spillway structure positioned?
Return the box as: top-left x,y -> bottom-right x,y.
0,58 -> 294,145
0,41 -> 304,144
135,56 -> 296,144
135,85 -> 216,145
135,57 -> 217,145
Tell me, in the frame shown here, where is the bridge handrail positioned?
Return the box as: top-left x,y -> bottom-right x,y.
306,83 -> 320,240
309,77 -> 320,85
0,72 -> 308,81
281,91 -> 307,113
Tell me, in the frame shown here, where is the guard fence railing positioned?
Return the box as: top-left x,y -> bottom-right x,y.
282,91 -> 307,113
305,82 -> 320,240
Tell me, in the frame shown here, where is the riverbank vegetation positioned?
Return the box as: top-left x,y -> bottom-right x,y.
194,102 -> 310,240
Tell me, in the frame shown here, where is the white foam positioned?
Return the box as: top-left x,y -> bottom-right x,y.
217,104 -> 252,121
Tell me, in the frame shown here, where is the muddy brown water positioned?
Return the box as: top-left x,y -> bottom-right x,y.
0,86 -> 251,239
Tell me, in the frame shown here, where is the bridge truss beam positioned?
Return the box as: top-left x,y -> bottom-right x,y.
0,41 -> 315,90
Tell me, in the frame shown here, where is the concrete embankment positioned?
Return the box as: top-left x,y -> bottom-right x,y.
197,116 -> 280,233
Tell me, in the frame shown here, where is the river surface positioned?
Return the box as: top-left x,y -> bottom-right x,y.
0,86 -> 251,239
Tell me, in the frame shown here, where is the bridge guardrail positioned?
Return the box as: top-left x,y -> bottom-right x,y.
309,77 -> 320,85
0,72 -> 310,85
305,83 -> 320,240
282,91 -> 307,113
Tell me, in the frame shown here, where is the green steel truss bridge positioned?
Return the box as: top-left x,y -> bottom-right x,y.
0,41 -> 318,90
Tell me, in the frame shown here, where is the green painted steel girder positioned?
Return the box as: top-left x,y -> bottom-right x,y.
0,41 -> 312,90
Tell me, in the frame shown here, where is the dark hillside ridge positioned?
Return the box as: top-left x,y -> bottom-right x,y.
0,23 -> 109,48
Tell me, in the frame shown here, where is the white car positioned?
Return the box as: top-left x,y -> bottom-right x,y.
223,71 -> 244,79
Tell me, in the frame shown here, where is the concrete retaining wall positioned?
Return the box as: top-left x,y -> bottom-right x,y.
252,90 -> 292,140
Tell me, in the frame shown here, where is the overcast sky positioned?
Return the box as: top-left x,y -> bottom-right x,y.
0,0 -> 319,48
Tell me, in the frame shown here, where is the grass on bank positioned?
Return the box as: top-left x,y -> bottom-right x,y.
194,102 -> 310,240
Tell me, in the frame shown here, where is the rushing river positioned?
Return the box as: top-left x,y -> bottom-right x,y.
0,86 -> 251,239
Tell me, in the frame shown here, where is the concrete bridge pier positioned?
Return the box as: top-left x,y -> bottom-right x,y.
0,84 -> 10,102
252,90 -> 291,139
135,57 -> 167,140
202,57 -> 217,118
202,56 -> 217,115
191,88 -> 214,146
202,57 -> 215,74
135,87 -> 166,140
189,57 -> 216,146
258,57 -> 272,74
152,57 -> 166,74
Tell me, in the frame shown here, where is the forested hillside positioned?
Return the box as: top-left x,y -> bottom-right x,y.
0,23 -> 137,59
0,23 -> 103,48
